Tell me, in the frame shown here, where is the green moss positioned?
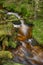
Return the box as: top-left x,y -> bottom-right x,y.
0,51 -> 13,59
33,20 -> 43,45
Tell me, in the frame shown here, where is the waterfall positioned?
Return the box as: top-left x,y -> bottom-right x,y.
7,12 -> 24,25
7,12 -> 28,35
7,11 -> 43,65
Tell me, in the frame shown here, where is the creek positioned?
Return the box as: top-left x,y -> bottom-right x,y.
7,12 -> 43,65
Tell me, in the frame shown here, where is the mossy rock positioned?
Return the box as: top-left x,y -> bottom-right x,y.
0,51 -> 13,59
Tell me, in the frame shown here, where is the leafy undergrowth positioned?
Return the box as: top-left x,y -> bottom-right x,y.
3,62 -> 23,65
33,20 -> 43,45
0,51 -> 13,59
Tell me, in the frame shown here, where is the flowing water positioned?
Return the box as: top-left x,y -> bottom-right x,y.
7,12 -> 43,65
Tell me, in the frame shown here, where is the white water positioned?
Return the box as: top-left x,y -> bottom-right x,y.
7,12 -> 29,35
7,12 -> 24,24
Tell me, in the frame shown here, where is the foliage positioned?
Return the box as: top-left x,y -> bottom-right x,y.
0,0 -> 5,5
0,10 -> 17,49
3,62 -> 23,65
0,51 -> 13,65
33,20 -> 43,45
0,51 -> 13,59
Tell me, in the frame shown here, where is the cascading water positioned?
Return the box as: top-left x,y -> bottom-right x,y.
7,12 -> 43,65
7,12 -> 29,35
7,12 -> 24,26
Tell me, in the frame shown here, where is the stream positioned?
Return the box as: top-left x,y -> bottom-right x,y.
7,12 -> 43,65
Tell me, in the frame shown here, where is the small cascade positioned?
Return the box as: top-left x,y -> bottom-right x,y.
7,12 -> 24,28
7,12 -> 43,65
